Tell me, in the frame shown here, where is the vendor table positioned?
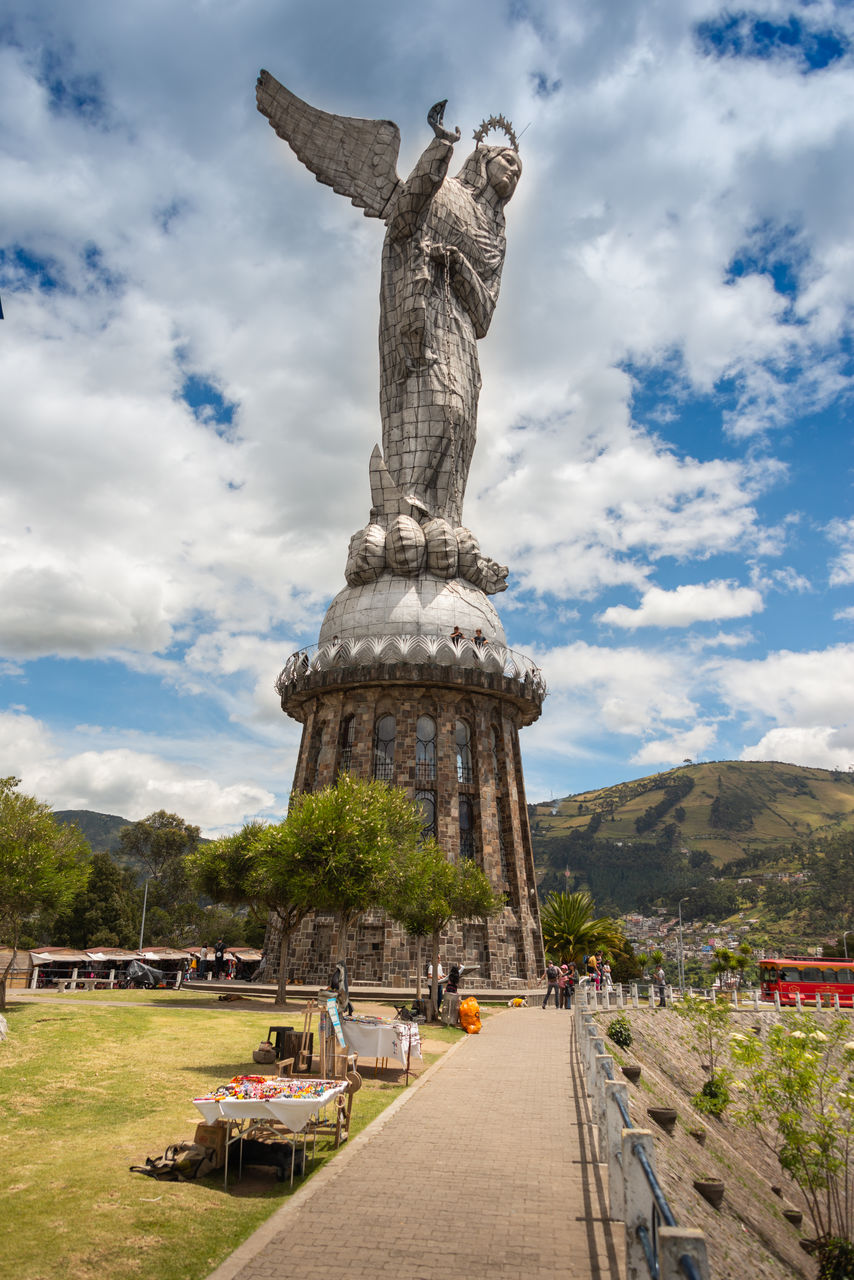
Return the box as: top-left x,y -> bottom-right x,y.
193,1077 -> 347,1186
341,1018 -> 421,1075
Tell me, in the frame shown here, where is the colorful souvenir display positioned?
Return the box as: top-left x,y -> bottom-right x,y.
194,1075 -> 340,1106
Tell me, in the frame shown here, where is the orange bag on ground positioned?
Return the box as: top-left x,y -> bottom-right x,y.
459,997 -> 481,1034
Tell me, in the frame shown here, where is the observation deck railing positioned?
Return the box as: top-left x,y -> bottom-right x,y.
276,635 -> 547,699
575,992 -> 711,1280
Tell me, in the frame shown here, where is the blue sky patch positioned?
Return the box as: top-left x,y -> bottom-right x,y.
180,374 -> 237,434
38,47 -> 107,123
0,246 -> 67,294
696,12 -> 849,71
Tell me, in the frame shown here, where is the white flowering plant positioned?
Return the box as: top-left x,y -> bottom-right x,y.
729,1012 -> 854,1279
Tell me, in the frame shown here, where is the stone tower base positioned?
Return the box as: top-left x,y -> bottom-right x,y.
268,630 -> 546,989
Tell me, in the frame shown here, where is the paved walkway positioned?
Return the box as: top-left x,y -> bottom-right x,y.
208,1007 -> 623,1280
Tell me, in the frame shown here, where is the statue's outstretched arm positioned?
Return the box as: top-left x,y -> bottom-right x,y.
385,101 -> 459,242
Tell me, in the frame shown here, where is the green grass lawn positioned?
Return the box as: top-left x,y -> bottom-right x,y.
0,995 -> 462,1280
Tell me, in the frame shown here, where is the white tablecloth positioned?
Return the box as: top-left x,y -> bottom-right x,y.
341,1019 -> 422,1066
193,1082 -> 346,1130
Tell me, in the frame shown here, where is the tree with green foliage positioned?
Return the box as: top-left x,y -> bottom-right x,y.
676,994 -> 732,1116
731,1014 -> 854,1278
52,851 -> 140,948
0,778 -> 91,1009
282,775 -> 423,937
540,890 -> 627,966
187,820 -> 308,1005
188,776 -> 424,1004
118,810 -> 201,881
382,838 -> 503,1018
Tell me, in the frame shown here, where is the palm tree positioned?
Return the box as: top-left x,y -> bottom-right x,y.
540,890 -> 627,965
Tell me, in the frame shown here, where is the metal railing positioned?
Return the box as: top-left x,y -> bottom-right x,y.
574,999 -> 711,1280
276,635 -> 547,696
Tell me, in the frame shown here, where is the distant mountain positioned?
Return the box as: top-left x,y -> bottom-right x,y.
54,809 -> 132,856
53,809 -> 209,872
531,761 -> 854,868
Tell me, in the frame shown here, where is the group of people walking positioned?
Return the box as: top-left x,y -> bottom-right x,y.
540,960 -> 576,1009
540,953 -> 614,1008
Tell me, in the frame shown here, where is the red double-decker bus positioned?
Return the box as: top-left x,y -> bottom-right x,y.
759,958 -> 854,1007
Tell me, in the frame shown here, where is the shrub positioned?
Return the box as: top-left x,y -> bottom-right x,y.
693,1074 -> 730,1117
607,1014 -> 633,1049
730,1013 -> 854,1275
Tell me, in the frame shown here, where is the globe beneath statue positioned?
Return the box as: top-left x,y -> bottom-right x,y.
319,574 -> 507,645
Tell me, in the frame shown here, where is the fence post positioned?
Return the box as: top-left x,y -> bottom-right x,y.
604,988 -> 611,1010
589,1037 -> 606,1096
595,1054 -> 613,1160
605,1081 -> 628,1220
835,993 -> 841,1012
659,1227 -> 710,1280
617,984 -> 624,1008
648,985 -> 655,1009
774,991 -> 781,1012
623,1128 -> 656,1280
815,993 -> 821,1012
752,990 -> 759,1012
795,990 -> 802,1011
710,987 -> 716,1003
30,966 -> 40,990
631,983 -> 639,1009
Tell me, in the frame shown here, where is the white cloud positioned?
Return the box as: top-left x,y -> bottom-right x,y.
599,581 -> 764,629
713,645 -> 854,728
741,725 -> 854,772
1,2 -> 853,811
828,518 -> 854,587
0,710 -> 282,835
631,724 -> 719,768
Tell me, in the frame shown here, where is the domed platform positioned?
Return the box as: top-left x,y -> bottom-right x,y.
319,574 -> 507,646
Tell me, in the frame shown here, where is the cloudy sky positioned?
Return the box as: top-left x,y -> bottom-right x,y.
2,0 -> 854,833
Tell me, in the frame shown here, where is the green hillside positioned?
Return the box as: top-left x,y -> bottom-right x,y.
54,810 -> 131,856
530,760 -> 854,867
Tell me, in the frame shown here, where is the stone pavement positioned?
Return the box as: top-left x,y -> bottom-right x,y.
207,1006 -> 623,1280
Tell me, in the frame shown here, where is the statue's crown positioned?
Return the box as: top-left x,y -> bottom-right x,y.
473,114 -> 518,151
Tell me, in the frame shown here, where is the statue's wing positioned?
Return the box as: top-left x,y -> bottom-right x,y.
256,71 -> 402,220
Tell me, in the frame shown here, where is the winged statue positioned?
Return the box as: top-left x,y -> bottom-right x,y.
257,72 -> 522,593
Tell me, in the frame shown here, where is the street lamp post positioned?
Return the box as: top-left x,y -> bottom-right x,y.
139,879 -> 150,951
678,897 -> 690,993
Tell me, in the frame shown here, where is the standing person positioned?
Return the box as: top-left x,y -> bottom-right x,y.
213,939 -> 225,980
558,964 -> 570,1009
427,958 -> 445,1009
198,944 -> 208,982
602,959 -> 613,991
541,960 -> 560,1009
566,962 -> 576,1009
655,963 -> 666,1008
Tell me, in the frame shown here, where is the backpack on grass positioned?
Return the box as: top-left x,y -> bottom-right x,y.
130,1141 -> 218,1181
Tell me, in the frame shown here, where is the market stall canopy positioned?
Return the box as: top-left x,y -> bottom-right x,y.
85,949 -> 138,962
139,948 -> 191,961
228,949 -> 263,962
30,948 -> 92,964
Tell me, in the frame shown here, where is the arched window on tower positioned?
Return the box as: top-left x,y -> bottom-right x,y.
415,714 -> 436,783
373,714 -> 396,781
338,714 -> 355,775
456,718 -> 473,785
459,795 -> 475,859
416,789 -> 436,840
491,726 -> 510,881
